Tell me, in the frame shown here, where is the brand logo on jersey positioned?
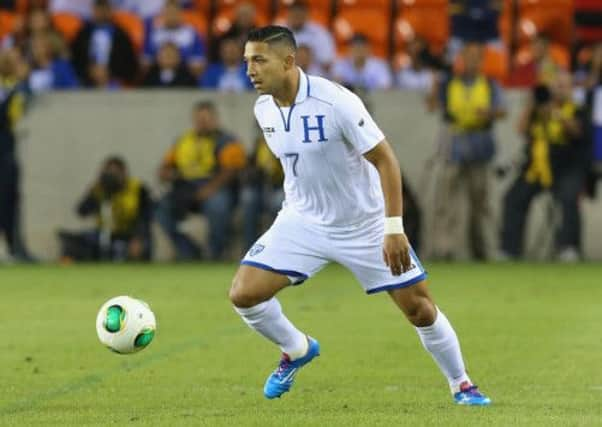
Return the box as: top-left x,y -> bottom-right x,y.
300,115 -> 328,143
262,126 -> 275,136
358,118 -> 364,127
249,244 -> 265,257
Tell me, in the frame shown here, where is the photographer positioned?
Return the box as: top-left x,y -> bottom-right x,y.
58,156 -> 153,262
0,48 -> 36,263
500,73 -> 588,261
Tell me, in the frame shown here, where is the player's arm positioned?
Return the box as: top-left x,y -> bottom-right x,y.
364,141 -> 412,276
334,87 -> 412,275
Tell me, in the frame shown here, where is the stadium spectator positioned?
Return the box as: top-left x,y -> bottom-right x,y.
584,43 -> 602,90
200,36 -> 252,91
332,33 -> 392,91
49,0 -> 94,18
143,0 -> 206,78
296,44 -> 324,77
430,42 -> 506,261
509,35 -> 563,88
0,1 -> 20,11
111,0 -> 166,19
500,74 -> 589,262
284,0 -> 335,74
58,156 -> 153,262
0,48 -> 35,263
155,101 -> 246,261
212,2 -> 259,61
240,132 -> 284,253
448,0 -> 503,60
142,41 -> 196,87
27,33 -> 79,92
2,7 -> 70,60
587,44 -> 602,176
397,37 -> 436,91
70,0 -> 139,87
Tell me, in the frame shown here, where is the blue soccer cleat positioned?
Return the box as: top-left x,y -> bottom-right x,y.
263,337 -> 320,399
453,382 -> 492,406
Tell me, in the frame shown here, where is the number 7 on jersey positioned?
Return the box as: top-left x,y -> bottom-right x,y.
284,152 -> 299,177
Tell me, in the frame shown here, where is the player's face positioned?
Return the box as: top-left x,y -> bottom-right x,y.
244,41 -> 288,95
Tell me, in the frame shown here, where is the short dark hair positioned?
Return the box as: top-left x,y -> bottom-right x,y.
246,25 -> 297,51
104,155 -> 127,171
349,33 -> 369,45
289,0 -> 308,11
533,84 -> 551,106
94,0 -> 111,8
194,100 -> 216,112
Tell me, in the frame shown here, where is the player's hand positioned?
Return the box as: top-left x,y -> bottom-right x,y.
383,233 -> 412,276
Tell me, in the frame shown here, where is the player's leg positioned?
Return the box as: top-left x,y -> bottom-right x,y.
387,281 -> 490,405
230,265 -> 321,399
230,209 -> 328,398
332,220 -> 489,405
230,264 -> 308,356
387,283 -> 467,385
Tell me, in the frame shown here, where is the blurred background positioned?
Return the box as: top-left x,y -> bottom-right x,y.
0,0 -> 601,264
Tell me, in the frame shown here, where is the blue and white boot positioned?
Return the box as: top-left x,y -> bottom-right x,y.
263,337 -> 320,399
453,381 -> 492,406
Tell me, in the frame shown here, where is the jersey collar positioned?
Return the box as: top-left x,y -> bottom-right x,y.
294,67 -> 310,104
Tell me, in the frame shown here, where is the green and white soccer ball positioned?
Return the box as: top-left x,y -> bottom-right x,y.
96,296 -> 156,354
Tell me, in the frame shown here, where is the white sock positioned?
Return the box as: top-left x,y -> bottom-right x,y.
234,298 -> 308,360
415,307 -> 471,393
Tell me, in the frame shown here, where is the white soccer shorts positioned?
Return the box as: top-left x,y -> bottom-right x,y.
241,208 -> 427,294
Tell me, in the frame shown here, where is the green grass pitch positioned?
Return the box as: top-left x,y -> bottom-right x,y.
1,262 -> 601,426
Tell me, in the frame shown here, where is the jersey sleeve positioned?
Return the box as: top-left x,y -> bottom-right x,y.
334,88 -> 385,154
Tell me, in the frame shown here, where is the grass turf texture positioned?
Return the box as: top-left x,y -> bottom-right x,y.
0,263 -> 601,426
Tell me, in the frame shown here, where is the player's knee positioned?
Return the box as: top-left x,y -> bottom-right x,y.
229,277 -> 260,308
405,297 -> 436,327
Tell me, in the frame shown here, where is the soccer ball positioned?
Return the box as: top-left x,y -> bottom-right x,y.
96,296 -> 156,354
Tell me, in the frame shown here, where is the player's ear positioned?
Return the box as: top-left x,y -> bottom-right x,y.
283,52 -> 295,70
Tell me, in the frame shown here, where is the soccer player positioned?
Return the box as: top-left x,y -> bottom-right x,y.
229,26 -> 491,406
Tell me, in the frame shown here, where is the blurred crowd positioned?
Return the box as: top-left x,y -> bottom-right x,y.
0,0 -> 601,263
0,0 -> 598,92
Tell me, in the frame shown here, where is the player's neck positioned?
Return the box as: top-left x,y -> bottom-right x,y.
273,68 -> 300,107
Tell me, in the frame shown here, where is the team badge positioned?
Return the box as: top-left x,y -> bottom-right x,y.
249,244 -> 265,257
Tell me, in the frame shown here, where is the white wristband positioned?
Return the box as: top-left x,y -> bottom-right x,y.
384,216 -> 404,234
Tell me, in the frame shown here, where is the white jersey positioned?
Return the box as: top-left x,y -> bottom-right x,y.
253,68 -> 386,228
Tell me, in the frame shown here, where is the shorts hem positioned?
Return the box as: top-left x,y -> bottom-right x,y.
240,260 -> 309,285
366,273 -> 427,295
